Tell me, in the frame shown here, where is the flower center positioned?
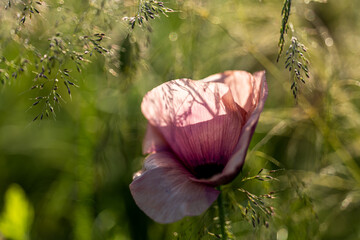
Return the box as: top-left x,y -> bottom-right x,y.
193,163 -> 225,179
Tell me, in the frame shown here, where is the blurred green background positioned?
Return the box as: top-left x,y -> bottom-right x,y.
1,0 -> 360,239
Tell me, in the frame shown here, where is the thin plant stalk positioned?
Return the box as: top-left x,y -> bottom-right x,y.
217,187 -> 227,240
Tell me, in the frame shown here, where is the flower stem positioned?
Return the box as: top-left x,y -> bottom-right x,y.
217,187 -> 227,240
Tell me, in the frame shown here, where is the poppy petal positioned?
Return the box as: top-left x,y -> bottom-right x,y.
141,79 -> 245,171
202,70 -> 263,116
142,123 -> 170,154
129,151 -> 219,223
142,79 -> 231,126
191,70 -> 268,185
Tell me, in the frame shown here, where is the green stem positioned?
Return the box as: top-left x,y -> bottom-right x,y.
217,187 -> 227,240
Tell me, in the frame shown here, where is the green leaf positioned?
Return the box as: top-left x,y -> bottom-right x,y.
0,184 -> 34,240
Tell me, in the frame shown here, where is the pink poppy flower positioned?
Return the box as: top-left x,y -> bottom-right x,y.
130,70 -> 268,223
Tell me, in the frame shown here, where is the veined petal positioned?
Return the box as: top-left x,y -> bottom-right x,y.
192,70 -> 268,186
142,123 -> 169,154
141,79 -> 245,172
142,79 -> 232,126
129,151 -> 219,223
202,70 -> 264,117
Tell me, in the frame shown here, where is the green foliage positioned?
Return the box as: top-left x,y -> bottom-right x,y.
1,0 -> 111,120
1,0 -> 171,120
1,0 -> 360,239
118,35 -> 140,90
29,32 -> 108,121
0,184 -> 34,240
123,0 -> 174,29
277,0 -> 292,62
4,0 -> 42,28
235,169 -> 280,229
285,37 -> 310,98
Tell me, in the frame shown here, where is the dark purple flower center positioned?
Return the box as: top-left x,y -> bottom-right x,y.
193,163 -> 225,179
